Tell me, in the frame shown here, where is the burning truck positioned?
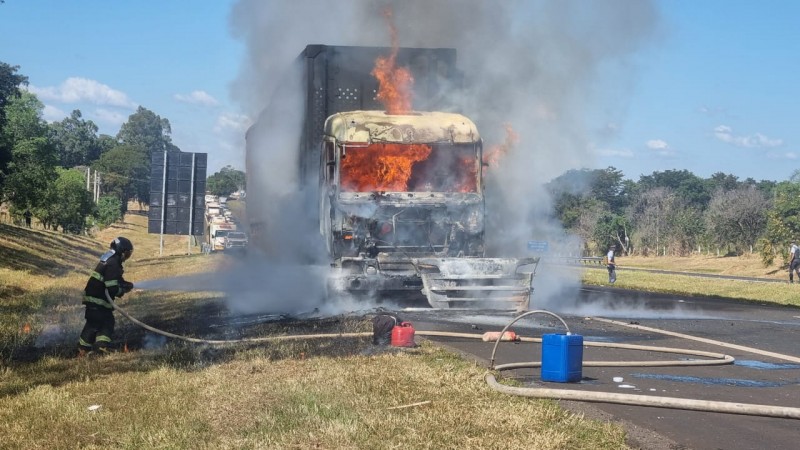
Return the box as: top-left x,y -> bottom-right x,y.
246,45 -> 537,309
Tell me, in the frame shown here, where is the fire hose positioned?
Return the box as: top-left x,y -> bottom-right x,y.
485,310 -> 800,420
107,291 -> 367,344
107,293 -> 800,419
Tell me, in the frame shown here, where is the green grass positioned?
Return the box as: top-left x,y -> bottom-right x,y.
581,265 -> 800,307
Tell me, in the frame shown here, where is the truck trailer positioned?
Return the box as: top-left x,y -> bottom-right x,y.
246,45 -> 537,309
208,221 -> 236,251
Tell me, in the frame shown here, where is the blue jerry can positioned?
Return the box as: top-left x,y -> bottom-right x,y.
541,333 -> 584,383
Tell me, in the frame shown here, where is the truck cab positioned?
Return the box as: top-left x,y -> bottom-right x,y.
209,223 -> 236,251
320,110 -> 486,295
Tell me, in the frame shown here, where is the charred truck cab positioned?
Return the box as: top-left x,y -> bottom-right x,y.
247,45 -> 537,309
321,111 -> 486,297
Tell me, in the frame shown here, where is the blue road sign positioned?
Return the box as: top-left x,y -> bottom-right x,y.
528,240 -> 549,252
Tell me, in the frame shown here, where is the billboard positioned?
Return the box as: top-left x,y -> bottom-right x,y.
148,151 -> 207,235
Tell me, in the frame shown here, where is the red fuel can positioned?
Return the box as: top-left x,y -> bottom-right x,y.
391,322 -> 416,347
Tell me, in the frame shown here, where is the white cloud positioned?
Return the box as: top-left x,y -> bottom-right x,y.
766,151 -> 798,161
697,105 -> 729,117
29,77 -> 135,107
42,104 -> 66,123
594,147 -> 633,158
714,125 -> 783,148
645,139 -> 674,156
595,122 -> 621,140
93,108 -> 128,127
214,112 -> 251,133
174,90 -> 219,106
646,139 -> 668,150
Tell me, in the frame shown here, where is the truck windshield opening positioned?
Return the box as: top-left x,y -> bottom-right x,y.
340,143 -> 478,193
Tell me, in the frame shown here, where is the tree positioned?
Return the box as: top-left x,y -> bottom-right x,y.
627,187 -> 673,256
667,201 -> 704,256
2,91 -> 47,141
97,134 -> 118,155
3,137 -> 58,214
44,168 -> 95,233
116,106 -> 178,205
49,109 -> 103,168
704,186 -> 769,254
638,169 -> 710,209
759,181 -> 800,266
117,106 -> 173,159
93,145 -> 148,213
552,191 -> 587,230
1,92 -> 57,217
572,197 -> 605,252
594,212 -> 632,255
547,167 -> 628,228
589,167 -> 629,214
707,172 -> 740,193
0,62 -> 28,191
207,165 -> 245,196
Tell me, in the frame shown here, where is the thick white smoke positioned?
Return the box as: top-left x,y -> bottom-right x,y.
226,0 -> 660,312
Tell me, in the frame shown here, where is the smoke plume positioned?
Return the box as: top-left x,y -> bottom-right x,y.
227,0 -> 660,312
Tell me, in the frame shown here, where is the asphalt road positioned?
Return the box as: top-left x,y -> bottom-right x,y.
399,286 -> 800,450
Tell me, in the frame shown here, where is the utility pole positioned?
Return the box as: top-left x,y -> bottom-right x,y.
159,150 -> 167,256
188,152 -> 196,255
93,170 -> 100,202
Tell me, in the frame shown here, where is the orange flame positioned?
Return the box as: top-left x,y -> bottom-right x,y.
483,123 -> 519,167
371,7 -> 414,114
341,143 -> 432,191
455,157 -> 479,192
22,323 -> 31,334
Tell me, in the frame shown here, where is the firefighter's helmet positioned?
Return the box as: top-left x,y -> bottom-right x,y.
111,237 -> 134,253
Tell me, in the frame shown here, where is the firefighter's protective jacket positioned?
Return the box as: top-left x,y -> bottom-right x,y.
83,250 -> 131,309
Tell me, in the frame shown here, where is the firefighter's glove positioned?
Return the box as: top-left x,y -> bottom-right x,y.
121,281 -> 134,293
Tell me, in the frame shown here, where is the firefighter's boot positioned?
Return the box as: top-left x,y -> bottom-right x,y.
95,346 -> 116,356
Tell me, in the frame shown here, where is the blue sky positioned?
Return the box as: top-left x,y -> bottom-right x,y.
1,1 -> 798,182
604,1 -> 799,183
0,0 -> 245,173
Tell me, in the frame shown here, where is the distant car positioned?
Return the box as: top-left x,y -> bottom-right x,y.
223,231 -> 248,251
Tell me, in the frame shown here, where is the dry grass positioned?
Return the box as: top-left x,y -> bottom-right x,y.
0,344 -> 626,450
0,212 -> 630,449
621,254 -> 785,279
8,210 -> 797,449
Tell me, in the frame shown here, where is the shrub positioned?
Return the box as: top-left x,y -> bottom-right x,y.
94,196 -> 123,228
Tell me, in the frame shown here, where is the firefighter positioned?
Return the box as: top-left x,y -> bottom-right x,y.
77,237 -> 135,357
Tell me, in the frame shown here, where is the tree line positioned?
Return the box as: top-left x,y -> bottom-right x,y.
3,61 -> 797,266
0,62 -> 244,234
546,166 -> 799,266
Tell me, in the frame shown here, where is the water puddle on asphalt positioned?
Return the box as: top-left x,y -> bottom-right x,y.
733,360 -> 800,370
630,373 -> 797,388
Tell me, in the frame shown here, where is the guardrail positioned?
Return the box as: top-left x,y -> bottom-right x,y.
550,256 -> 605,266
